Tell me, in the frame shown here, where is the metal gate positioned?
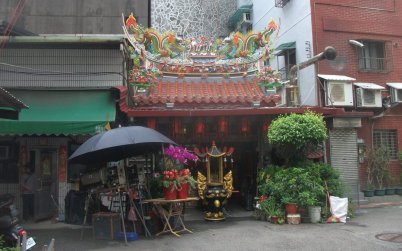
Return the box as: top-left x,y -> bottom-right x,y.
329,129 -> 359,201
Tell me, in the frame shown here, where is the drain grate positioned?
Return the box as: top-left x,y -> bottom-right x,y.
375,233 -> 402,243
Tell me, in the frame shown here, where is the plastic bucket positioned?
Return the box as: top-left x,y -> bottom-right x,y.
115,231 -> 138,241
308,206 -> 321,223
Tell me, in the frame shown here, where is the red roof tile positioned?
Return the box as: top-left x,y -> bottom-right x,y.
131,80 -> 280,106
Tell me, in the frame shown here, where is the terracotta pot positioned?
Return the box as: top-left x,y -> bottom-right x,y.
285,203 -> 298,214
177,183 -> 189,199
271,216 -> 278,224
163,184 -> 177,200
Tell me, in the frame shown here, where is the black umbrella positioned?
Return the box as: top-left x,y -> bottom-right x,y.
68,126 -> 177,164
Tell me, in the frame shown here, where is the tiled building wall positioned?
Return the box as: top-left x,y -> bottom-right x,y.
358,106 -> 402,187
312,0 -> 402,83
151,0 -> 237,38
312,0 -> 402,187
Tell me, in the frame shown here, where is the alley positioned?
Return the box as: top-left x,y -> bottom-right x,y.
26,204 -> 402,251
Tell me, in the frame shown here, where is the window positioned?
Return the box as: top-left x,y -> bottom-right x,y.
277,49 -> 296,81
373,130 -> 397,159
0,143 -> 19,183
358,41 -> 385,71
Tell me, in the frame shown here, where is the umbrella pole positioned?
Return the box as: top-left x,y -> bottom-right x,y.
118,189 -> 128,245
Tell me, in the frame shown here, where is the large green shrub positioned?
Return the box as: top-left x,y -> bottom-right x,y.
268,111 -> 327,149
268,111 -> 327,165
259,161 -> 343,208
266,166 -> 324,207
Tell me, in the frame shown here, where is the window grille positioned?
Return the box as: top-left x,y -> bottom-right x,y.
358,41 -> 387,72
275,0 -> 290,8
373,130 -> 397,159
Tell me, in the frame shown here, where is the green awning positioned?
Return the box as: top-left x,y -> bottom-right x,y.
0,90 -> 116,136
275,42 -> 296,51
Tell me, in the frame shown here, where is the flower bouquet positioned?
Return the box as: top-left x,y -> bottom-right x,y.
162,145 -> 198,200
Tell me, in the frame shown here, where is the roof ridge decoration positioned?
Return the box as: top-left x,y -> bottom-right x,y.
122,13 -> 279,76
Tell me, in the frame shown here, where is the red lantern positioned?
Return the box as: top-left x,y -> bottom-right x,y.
172,118 -> 182,136
217,117 -> 228,134
262,119 -> 271,133
195,119 -> 206,134
240,117 -> 250,134
147,118 -> 157,129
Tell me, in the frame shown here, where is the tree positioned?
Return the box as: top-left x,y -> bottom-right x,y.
268,111 -> 327,165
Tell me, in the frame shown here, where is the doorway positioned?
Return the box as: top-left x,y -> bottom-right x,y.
29,148 -> 58,221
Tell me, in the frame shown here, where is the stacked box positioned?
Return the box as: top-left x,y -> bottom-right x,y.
92,212 -> 121,240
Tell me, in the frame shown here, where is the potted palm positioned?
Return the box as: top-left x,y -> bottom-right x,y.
395,152 -> 402,195
362,151 -> 375,197
396,172 -> 402,196
367,146 -> 389,196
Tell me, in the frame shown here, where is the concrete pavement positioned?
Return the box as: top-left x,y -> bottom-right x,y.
25,202 -> 402,251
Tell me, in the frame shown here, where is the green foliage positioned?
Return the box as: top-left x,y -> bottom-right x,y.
267,111 -> 327,165
260,197 -> 278,217
149,176 -> 164,198
268,111 -> 327,150
347,199 -> 357,218
302,161 -> 345,198
266,166 -> 325,207
367,146 -> 390,189
0,235 -> 18,251
257,165 -> 281,195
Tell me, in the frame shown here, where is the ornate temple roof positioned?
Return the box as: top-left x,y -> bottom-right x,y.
132,78 -> 279,107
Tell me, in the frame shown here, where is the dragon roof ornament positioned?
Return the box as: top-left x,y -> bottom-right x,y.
122,13 -> 279,76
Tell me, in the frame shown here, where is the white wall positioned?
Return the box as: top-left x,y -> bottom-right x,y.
252,0 -> 317,106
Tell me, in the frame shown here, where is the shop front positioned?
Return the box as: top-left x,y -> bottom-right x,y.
0,89 -> 116,221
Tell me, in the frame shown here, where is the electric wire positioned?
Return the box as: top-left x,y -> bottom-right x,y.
0,62 -> 123,76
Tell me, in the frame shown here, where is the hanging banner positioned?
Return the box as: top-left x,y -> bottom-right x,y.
58,146 -> 67,182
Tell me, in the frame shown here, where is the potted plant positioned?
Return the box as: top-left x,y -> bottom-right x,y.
260,197 -> 280,221
396,172 -> 402,196
394,152 -> 402,195
362,152 -> 375,197
271,208 -> 286,224
281,197 -> 298,215
163,145 -> 198,199
367,146 -> 389,196
177,168 -> 197,199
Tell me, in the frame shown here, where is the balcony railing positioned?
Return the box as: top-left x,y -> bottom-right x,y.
358,57 -> 386,72
275,0 -> 290,8
278,64 -> 294,82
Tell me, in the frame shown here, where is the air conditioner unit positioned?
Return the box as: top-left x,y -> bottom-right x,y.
243,13 -> 251,23
325,81 -> 353,106
356,88 -> 382,107
390,87 -> 402,103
